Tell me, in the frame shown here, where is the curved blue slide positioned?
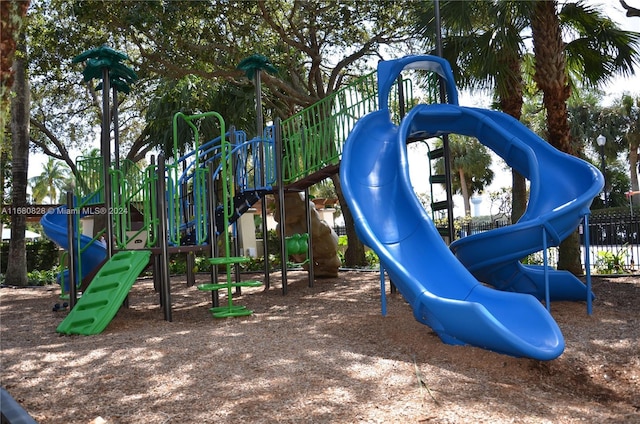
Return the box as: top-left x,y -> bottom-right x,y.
445,108 -> 603,300
339,56 -> 602,360
41,206 -> 107,290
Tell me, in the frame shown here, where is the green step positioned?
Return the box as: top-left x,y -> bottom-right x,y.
428,147 -> 444,160
431,200 -> 450,211
197,280 -> 262,291
56,250 -> 151,335
430,174 -> 447,184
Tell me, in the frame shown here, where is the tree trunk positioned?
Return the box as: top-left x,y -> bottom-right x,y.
458,168 -> 471,216
0,0 -> 30,148
531,0 -> 582,274
511,170 -> 527,222
498,52 -> 526,223
5,38 -> 29,286
331,173 -> 366,267
557,231 -> 582,275
531,1 -> 573,155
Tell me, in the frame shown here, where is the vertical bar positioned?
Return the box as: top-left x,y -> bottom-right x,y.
583,214 -> 593,315
397,75 -> 406,120
542,230 -> 550,312
207,161 -> 220,307
304,188 -> 314,287
273,118 -> 288,294
434,0 -> 455,243
101,67 -> 113,259
255,70 -> 265,187
157,154 -> 172,321
66,192 -> 77,309
233,223 -> 241,295
262,198 -> 270,289
380,263 -> 387,316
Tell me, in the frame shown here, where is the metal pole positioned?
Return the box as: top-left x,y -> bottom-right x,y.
112,85 -> 120,170
157,154 -> 172,321
434,0 -> 456,243
261,198 -> 270,289
207,161 -> 220,307
274,118 -> 288,294
380,263 -> 387,316
101,67 -> 114,258
583,214 -> 593,315
304,188 -> 314,287
600,144 -> 607,207
150,155 -> 161,293
66,192 -> 77,309
397,75 -> 406,119
255,70 -> 265,186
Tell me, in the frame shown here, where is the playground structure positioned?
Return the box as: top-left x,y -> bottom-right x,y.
41,47 -> 604,360
43,46 -> 416,334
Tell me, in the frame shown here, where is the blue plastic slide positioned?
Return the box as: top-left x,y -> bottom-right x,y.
446,108 -> 603,300
41,206 -> 107,290
339,56 -> 602,360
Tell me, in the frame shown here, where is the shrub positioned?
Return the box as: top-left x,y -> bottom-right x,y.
594,245 -> 630,274
0,239 -> 59,274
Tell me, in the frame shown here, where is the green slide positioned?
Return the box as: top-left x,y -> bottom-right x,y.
56,250 -> 151,335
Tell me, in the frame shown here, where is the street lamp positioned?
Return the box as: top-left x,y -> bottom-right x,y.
596,134 -> 607,206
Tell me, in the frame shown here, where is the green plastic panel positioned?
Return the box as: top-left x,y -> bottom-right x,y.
56,250 -> 151,335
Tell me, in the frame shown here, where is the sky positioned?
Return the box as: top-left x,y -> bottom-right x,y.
26,0 -> 640,216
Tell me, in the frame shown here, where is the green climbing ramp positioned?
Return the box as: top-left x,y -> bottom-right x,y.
56,250 -> 151,335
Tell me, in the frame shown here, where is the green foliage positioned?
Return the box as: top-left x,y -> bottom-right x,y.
433,135 -> 494,215
26,268 -> 58,286
239,254 -> 281,272
0,239 -> 59,274
336,234 -> 379,269
365,249 -> 380,267
29,157 -> 72,203
594,245 -> 630,274
521,252 -> 544,266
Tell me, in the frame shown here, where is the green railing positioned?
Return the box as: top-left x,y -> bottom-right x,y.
111,160 -> 159,249
76,156 -> 104,204
279,71 -> 415,184
76,156 -> 158,250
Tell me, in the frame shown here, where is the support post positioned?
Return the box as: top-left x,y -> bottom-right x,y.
380,263 -> 387,316
207,161 -> 220,307
304,187 -> 314,287
101,67 -> 114,259
261,198 -> 270,289
274,118 -> 288,294
157,155 -> 172,321
542,230 -> 550,312
583,214 -> 593,315
66,192 -> 77,309
434,0 -> 455,243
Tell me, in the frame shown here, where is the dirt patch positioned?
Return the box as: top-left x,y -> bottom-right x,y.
1,271 -> 639,423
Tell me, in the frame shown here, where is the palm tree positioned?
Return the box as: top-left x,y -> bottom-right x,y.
5,26 -> 30,286
414,0 -> 640,274
531,0 -> 639,273
0,0 -> 30,148
413,1 -> 530,222
434,135 -> 494,216
29,158 -> 70,204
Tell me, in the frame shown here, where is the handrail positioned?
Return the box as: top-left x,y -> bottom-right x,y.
280,71 -> 416,184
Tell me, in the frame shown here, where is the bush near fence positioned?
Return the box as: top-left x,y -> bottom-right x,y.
0,239 -> 59,274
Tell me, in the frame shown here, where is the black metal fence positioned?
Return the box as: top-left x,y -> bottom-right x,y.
333,211 -> 640,273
